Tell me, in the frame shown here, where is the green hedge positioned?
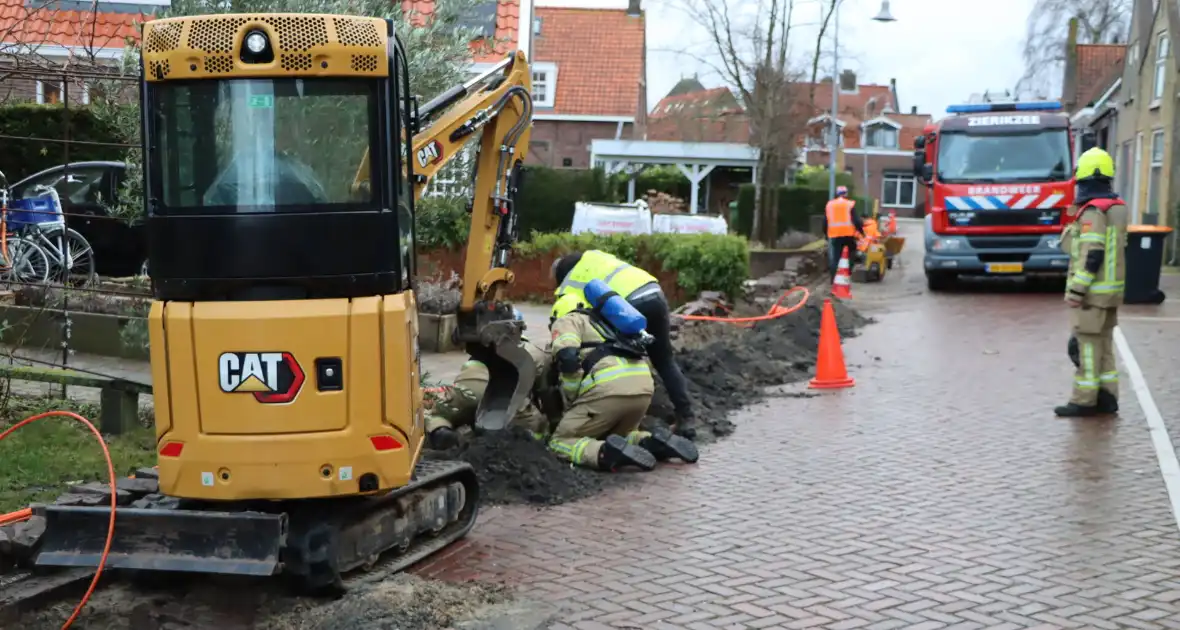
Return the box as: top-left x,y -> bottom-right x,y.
0,104 -> 128,182
734,184 -> 873,239
516,166 -> 613,235
517,232 -> 749,299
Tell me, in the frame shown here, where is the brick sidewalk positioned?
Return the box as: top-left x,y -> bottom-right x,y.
413,282 -> 1180,628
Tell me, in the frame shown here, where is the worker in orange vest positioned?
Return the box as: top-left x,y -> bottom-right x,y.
823,186 -> 865,280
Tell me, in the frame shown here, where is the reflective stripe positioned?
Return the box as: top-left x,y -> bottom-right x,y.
461,360 -> 484,369
626,431 -> 649,446
1104,226 -> 1118,290
1082,341 -> 1096,387
531,431 -> 547,441
1078,233 -> 1105,243
554,333 -> 579,346
1071,270 -> 1095,286
1100,371 -> 1119,382
577,360 -> 650,395
570,437 -> 594,464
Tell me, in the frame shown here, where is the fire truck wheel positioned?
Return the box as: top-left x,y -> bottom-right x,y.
926,271 -> 955,292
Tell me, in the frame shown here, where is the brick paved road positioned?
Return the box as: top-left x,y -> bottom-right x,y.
413,222 -> 1180,629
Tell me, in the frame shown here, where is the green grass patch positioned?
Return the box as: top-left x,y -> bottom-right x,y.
0,396 -> 156,513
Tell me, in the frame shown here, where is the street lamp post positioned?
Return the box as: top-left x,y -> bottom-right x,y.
828,0 -> 897,200
862,96 -> 877,202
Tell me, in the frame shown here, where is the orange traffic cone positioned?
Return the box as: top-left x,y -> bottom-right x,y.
809,298 -> 855,389
832,247 -> 853,299
888,209 -> 897,234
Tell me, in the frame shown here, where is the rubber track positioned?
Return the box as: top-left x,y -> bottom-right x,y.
0,459 -> 480,613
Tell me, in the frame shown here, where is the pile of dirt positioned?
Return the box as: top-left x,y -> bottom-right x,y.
16,573 -> 541,630
422,425 -> 611,507
644,294 -> 871,443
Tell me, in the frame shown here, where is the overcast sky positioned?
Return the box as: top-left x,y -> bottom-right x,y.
540,0 -> 1036,118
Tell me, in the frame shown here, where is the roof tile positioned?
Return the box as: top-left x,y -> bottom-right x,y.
0,0 -> 139,49
1074,44 -> 1125,107
532,7 -> 644,118
403,0 -> 521,64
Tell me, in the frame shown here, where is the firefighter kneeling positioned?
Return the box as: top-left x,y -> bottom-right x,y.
547,282 -> 699,471
1056,147 -> 1126,417
426,313 -> 552,448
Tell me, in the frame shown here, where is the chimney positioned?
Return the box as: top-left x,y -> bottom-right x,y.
910,105 -> 917,114
890,77 -> 898,110
839,69 -> 856,91
1062,17 -> 1080,111
627,0 -> 641,16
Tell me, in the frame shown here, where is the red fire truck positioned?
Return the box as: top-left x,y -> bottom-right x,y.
915,98 -> 1075,291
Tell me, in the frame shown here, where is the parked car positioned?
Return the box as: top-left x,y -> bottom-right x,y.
9,161 -> 146,277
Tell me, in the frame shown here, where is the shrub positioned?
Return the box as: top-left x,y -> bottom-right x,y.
515,166 -> 613,235
0,104 -> 128,182
517,232 -> 750,299
415,195 -> 470,249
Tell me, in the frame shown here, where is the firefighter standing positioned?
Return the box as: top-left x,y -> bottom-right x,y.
550,250 -> 698,439
824,185 -> 866,280
1055,147 -> 1126,417
546,294 -> 699,471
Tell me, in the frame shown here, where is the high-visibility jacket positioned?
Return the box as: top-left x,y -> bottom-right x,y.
863,218 -> 880,238
825,198 -> 857,237
551,250 -> 657,320
550,310 -> 653,404
1060,197 -> 1127,308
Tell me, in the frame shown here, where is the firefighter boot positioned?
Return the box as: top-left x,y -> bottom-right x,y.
429,426 -> 460,450
1098,390 -> 1119,414
639,427 -> 700,464
597,435 -> 657,472
1054,402 -> 1101,417
673,413 -> 699,441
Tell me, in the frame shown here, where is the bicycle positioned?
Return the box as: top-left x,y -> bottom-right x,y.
8,183 -> 96,286
0,171 -> 51,285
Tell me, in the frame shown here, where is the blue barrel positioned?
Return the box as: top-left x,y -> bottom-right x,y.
584,278 -> 647,335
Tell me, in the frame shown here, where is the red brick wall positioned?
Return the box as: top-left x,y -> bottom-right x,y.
527,119 -> 631,169
417,248 -> 686,304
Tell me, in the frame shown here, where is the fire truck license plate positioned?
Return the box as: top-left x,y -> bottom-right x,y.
986,263 -> 1024,274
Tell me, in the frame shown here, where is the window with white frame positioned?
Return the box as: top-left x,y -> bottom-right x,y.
863,122 -> 898,149
531,62 -> 557,109
1148,130 -> 1165,217
35,80 -> 91,105
1154,33 -> 1169,103
425,140 -> 477,198
881,172 -> 916,208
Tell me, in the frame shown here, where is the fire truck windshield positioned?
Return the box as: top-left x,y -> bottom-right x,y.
936,129 -> 1071,184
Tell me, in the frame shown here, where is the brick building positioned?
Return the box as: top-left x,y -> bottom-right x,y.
802,72 -> 932,217
0,0 -> 145,104
526,0 -> 646,169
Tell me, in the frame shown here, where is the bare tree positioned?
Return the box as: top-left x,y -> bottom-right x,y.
1016,0 -> 1131,99
807,0 -> 837,108
678,0 -> 810,244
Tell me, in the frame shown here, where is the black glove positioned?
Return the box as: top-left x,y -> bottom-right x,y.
556,347 -> 580,375
1067,335 -> 1080,368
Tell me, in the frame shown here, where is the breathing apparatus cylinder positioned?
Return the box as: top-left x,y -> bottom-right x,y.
584,278 -> 648,336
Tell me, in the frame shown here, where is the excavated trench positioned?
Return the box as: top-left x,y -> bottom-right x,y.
424,283 -> 872,507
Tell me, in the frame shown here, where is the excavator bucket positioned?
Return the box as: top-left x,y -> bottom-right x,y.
33,505 -> 286,576
468,319 -> 537,432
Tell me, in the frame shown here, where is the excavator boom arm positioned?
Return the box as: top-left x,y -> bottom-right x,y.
408,51 -> 536,431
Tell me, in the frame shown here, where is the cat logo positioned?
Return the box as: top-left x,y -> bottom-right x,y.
218,352 -> 305,404
416,140 -> 443,169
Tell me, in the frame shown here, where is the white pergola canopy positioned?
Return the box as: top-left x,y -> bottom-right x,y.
590,139 -> 760,215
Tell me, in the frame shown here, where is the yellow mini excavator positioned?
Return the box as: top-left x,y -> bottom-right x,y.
31,13 -> 536,592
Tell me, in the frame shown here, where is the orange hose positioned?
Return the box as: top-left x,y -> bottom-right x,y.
674,286 -> 811,325
0,507 -> 31,525
0,411 -> 116,629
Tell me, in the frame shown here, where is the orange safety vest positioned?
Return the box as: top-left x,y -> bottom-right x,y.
825,198 -> 857,237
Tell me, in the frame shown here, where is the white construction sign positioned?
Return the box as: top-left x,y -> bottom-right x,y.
651,214 -> 728,235
570,201 -> 652,235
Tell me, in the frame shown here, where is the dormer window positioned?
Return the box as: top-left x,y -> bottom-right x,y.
864,121 -> 898,149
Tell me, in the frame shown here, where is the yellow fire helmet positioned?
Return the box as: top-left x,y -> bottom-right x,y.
1075,147 -> 1115,181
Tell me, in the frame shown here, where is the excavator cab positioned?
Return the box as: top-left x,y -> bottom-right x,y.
32,13 -> 535,591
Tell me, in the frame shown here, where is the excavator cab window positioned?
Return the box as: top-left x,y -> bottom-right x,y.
143,27 -> 417,303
